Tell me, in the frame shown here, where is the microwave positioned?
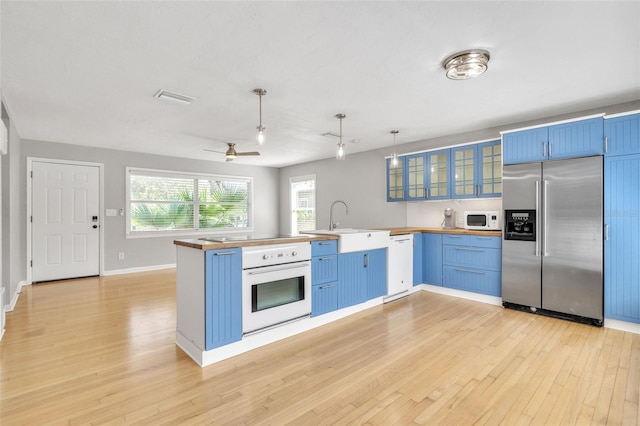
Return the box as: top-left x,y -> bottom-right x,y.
464,211 -> 501,230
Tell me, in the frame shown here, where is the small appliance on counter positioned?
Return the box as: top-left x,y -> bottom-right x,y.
442,208 -> 456,229
463,211 -> 500,230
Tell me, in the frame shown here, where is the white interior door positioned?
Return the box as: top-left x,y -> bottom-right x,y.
32,162 -> 100,282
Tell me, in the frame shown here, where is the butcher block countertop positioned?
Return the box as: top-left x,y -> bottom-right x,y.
174,227 -> 501,250
377,227 -> 502,237
174,234 -> 338,250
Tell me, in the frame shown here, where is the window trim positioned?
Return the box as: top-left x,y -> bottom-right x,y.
290,174 -> 316,234
126,167 -> 253,238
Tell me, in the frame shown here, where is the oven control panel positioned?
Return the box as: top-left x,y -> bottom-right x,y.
243,243 -> 311,268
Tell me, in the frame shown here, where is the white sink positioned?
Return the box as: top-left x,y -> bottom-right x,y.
304,229 -> 390,253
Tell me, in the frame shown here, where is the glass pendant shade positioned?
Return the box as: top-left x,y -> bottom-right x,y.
335,113 -> 346,160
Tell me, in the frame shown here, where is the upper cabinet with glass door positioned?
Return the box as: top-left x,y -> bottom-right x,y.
426,149 -> 450,200
386,157 -> 406,202
451,140 -> 501,199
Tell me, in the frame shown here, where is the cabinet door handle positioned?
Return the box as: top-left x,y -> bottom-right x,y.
319,284 -> 334,290
455,268 -> 485,275
604,224 -> 610,241
604,136 -> 608,153
318,257 -> 333,261
364,253 -> 369,268
447,235 -> 462,239
475,236 -> 491,240
454,247 -> 485,252
214,251 -> 236,256
423,188 -> 428,199
543,141 -> 548,157
548,142 -> 553,158
318,242 -> 333,245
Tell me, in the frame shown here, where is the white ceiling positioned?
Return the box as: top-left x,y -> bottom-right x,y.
2,1 -> 639,168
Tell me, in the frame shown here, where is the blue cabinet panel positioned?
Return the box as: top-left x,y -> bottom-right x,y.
413,233 -> 424,285
312,255 -> 338,284
338,252 -> 367,308
442,234 -> 502,249
311,240 -> 338,256
503,127 -> 548,165
423,233 -> 443,285
605,113 -> 640,156
604,155 -> 640,323
443,266 -> 502,296
548,117 -> 603,159
205,249 -> 242,350
367,249 -> 387,299
443,246 -> 501,271
312,282 -> 338,317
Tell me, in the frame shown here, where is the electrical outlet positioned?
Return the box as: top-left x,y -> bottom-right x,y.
118,252 -> 125,260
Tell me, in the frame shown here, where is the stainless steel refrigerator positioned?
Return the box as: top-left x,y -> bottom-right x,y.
502,156 -> 603,325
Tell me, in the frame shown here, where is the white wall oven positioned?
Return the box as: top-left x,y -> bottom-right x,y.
242,242 -> 311,335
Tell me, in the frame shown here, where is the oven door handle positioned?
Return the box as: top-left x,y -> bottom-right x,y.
246,261 -> 310,275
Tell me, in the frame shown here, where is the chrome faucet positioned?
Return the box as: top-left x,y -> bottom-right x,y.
329,200 -> 349,230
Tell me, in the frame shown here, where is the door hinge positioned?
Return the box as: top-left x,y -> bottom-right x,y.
30,171 -> 33,178
30,216 -> 33,223
30,260 -> 33,267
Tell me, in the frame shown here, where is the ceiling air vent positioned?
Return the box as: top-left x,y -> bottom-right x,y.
153,89 -> 195,105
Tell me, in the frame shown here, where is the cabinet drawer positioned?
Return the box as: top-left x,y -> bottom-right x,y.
311,240 -> 338,256
312,281 -> 338,317
312,255 -> 338,284
443,246 -> 501,271
443,234 -> 501,249
443,266 -> 501,297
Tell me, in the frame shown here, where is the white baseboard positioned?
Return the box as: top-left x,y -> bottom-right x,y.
103,263 -> 176,276
5,280 -> 27,312
418,283 -> 503,306
604,318 -> 640,334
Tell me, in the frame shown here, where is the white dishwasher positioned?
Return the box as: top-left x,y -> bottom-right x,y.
385,234 -> 414,303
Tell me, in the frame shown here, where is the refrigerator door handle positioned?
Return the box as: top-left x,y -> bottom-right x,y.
543,179 -> 549,257
535,180 -> 540,257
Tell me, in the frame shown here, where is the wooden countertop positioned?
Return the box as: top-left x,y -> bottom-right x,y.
377,227 -> 502,237
174,227 -> 501,250
174,234 -> 338,250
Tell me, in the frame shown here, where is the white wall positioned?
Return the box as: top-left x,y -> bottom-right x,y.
20,139 -> 281,273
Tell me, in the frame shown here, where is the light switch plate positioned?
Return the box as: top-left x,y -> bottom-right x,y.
105,209 -> 118,217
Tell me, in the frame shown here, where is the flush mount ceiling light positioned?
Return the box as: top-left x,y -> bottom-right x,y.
390,130 -> 399,168
335,113 -> 346,160
153,89 -> 195,105
254,88 -> 267,145
442,49 -> 490,80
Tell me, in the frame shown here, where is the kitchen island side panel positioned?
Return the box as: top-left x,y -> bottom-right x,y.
176,246 -> 205,351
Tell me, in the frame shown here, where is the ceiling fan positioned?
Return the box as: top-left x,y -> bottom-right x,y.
204,143 -> 260,162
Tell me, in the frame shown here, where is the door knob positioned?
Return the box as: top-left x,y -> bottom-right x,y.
93,225 -> 98,229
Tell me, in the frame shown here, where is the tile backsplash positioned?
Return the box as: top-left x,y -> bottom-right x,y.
406,198 -> 502,228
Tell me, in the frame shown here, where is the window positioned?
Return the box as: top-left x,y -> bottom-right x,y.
290,175 -> 316,234
127,168 -> 252,236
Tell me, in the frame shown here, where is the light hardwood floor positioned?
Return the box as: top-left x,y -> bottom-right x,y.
1,269 -> 638,425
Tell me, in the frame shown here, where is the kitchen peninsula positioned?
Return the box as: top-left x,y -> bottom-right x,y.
174,228 -> 502,367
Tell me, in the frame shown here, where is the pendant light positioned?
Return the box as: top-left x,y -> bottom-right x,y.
390,130 -> 399,168
253,88 -> 267,145
335,113 -> 346,160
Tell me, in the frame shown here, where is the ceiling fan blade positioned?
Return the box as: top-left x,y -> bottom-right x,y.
204,148 -> 226,154
236,151 -> 261,156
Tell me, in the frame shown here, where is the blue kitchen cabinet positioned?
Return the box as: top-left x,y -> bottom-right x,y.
386,156 -> 406,202
423,233 -> 443,286
338,251 -> 368,308
503,117 -> 603,165
405,153 -> 427,201
366,249 -> 387,299
547,117 -> 603,159
205,249 -> 242,350
503,127 -> 548,165
442,234 -> 502,296
337,249 -> 387,309
426,149 -> 451,200
413,233 -> 424,285
311,240 -> 339,317
451,140 -> 502,199
604,113 -> 640,156
312,283 -> 338,317
604,154 -> 640,323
